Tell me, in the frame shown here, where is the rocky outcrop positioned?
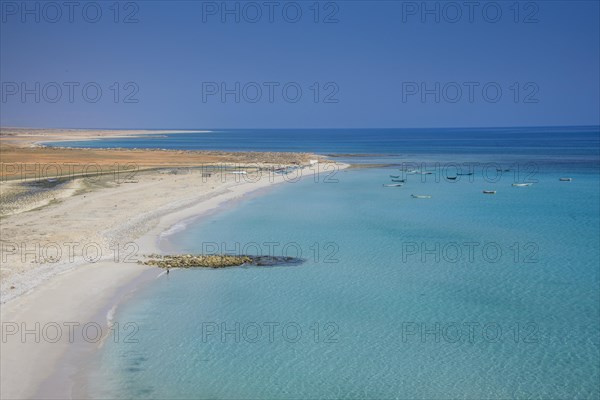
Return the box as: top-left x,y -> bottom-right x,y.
141,254 -> 304,269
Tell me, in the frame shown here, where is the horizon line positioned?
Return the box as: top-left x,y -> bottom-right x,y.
2,125 -> 599,131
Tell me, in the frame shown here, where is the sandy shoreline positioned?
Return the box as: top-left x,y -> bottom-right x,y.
1,167 -> 343,399
0,128 -> 347,399
0,127 -> 208,148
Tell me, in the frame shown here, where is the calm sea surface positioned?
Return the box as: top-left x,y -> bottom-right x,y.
65,127 -> 599,399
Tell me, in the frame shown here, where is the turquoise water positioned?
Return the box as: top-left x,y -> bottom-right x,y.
86,160 -> 600,399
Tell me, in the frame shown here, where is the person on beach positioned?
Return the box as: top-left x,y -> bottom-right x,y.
166,268 -> 170,275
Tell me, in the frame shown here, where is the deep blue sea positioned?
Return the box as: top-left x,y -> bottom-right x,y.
66,127 -> 600,399
46,126 -> 597,154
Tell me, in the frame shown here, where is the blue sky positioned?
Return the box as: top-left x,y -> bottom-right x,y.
1,0 -> 599,128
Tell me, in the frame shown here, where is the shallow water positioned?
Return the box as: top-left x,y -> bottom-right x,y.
86,151 -> 600,398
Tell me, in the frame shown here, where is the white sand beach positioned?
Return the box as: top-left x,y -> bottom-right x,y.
0,130 -> 347,398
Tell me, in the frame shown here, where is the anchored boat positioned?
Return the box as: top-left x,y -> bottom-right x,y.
411,194 -> 431,199
559,178 -> 573,182
483,190 -> 497,194
512,183 -> 533,187
383,184 -> 403,187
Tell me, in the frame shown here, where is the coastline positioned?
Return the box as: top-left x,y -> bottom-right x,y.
0,147 -> 348,399
0,127 -> 209,148
0,127 -> 331,300
1,127 -> 598,398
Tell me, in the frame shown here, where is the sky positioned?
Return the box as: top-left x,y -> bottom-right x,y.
1,0 -> 599,129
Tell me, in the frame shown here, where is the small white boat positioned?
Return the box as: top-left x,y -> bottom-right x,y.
512,183 -> 533,187
559,178 -> 572,182
483,190 -> 496,194
383,184 -> 403,187
411,194 -> 431,199
405,170 -> 419,174
230,171 -> 248,175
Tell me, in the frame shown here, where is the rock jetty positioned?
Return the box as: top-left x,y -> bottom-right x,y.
141,254 -> 304,269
